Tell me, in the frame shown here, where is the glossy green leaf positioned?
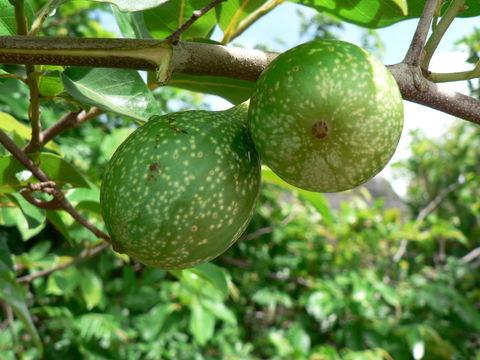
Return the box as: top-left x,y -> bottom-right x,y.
262,168 -> 333,226
0,235 -> 43,356
0,112 -> 59,152
144,0 -> 217,40
296,0 -> 480,29
0,153 -> 90,193
0,68 -> 11,83
61,67 -> 160,121
170,74 -> 254,105
80,269 -> 103,310
92,0 -> 168,11
190,263 -> 229,298
189,299 -> 215,345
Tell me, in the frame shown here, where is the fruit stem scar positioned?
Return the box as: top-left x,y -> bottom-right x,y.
311,120 -> 329,139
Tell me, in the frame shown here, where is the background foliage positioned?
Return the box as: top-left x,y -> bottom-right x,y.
0,0 -> 479,359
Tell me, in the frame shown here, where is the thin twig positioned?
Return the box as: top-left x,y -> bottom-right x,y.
16,242 -> 110,283
24,107 -> 104,153
403,0 -> 438,66
422,0 -> 467,69
166,0 -> 227,44
28,0 -> 63,36
0,129 -> 111,241
416,180 -> 462,223
460,246 -> 480,264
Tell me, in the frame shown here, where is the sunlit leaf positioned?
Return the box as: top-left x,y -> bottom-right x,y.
61,67 -> 160,121
91,0 -> 168,12
112,5 -> 152,38
144,0 -> 217,40
0,112 -> 59,152
0,0 -> 34,35
189,299 -> 215,345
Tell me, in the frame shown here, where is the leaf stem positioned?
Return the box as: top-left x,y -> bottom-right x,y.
427,61 -> 480,82
422,0 -> 466,69
403,0 -> 438,66
221,0 -> 285,44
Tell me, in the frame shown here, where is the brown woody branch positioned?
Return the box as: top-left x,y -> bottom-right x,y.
0,129 -> 111,242
0,36 -> 478,124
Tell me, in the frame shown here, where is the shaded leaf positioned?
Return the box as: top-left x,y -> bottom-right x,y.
170,74 -> 254,105
80,269 -> 103,310
0,235 -> 43,356
112,5 -> 152,38
61,67 -> 160,121
8,193 -> 46,229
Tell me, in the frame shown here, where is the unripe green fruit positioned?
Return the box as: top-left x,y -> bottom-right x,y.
248,40 -> 404,193
100,104 -> 261,270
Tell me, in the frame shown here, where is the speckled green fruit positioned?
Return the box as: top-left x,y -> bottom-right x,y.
100,104 -> 261,270
248,40 -> 404,192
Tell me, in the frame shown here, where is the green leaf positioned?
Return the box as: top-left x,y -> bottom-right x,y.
0,0 -> 34,35
190,263 -> 229,298
262,168 -> 333,226
0,235 -> 43,356
46,266 -> 81,296
112,5 -> 152,38
0,112 -> 59,152
0,152 -> 90,193
92,0 -> 168,11
80,269 -> 104,310
61,67 -> 160,121
8,193 -> 46,229
170,74 -> 254,105
189,299 -> 215,345
38,70 -> 64,97
201,298 -> 237,325
144,0 -> 217,40
295,0 -> 480,29
46,210 -> 72,243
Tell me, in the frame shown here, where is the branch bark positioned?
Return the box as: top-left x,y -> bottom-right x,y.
0,36 -> 479,124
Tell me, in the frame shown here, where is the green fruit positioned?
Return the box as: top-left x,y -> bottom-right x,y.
100,104 -> 261,270
248,40 -> 404,193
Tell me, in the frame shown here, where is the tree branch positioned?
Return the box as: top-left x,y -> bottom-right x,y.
24,107 -> 104,153
16,242 -> 110,283
403,0 -> 438,66
0,36 -> 479,124
0,129 -> 111,241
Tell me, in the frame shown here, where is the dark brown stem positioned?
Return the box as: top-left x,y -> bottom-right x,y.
0,129 -> 111,241
403,0 -> 438,66
167,0 -> 227,44
16,242 -> 110,283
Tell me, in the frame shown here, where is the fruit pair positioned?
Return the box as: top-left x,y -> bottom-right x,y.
100,40 -> 404,270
